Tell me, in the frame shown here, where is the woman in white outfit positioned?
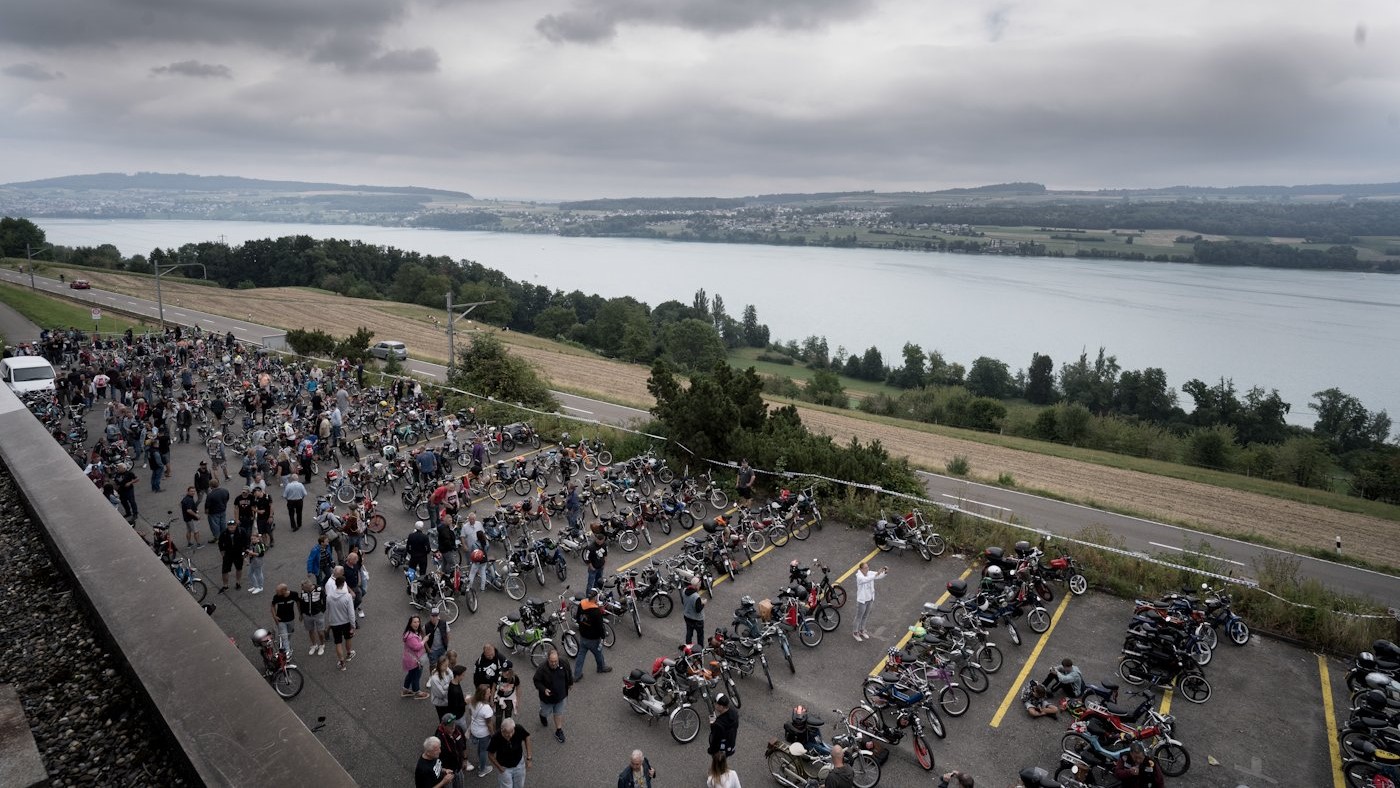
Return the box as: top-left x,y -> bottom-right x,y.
853,562 -> 888,641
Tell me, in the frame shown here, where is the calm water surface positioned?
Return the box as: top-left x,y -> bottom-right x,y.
41,218 -> 1400,426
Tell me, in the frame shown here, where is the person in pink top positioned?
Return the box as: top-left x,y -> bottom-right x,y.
403,615 -> 430,699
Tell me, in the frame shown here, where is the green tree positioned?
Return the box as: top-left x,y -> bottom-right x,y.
660,318 -> 725,372
887,343 -> 926,389
1060,348 -> 1120,414
333,327 -> 375,363
585,297 -> 649,357
710,293 -> 728,333
1186,425 -> 1238,470
1114,367 -> 1176,423
803,369 -> 847,408
532,305 -> 578,339
1310,388 -> 1392,453
926,349 -> 964,387
965,356 -> 1014,399
692,288 -> 710,319
856,346 -> 885,382
449,333 -> 557,411
0,217 -> 46,258
1025,352 -> 1056,404
741,304 -> 769,347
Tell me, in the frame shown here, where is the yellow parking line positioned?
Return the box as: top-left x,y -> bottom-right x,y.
989,592 -> 1072,728
868,567 -> 974,676
835,549 -> 882,585
711,516 -> 818,588
1319,655 -> 1345,788
1158,686 -> 1173,717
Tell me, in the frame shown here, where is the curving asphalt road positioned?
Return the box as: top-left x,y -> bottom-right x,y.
4,266 -> 1397,606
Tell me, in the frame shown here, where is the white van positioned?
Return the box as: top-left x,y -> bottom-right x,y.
1,356 -> 57,395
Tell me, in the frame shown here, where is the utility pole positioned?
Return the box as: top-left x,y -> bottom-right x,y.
445,291 -> 494,376
155,260 -> 207,330
24,243 -> 53,290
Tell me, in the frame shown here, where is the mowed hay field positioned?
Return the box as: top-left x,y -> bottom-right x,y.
58,268 -> 1400,563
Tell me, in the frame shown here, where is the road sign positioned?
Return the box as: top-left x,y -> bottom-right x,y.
91,308 -> 102,321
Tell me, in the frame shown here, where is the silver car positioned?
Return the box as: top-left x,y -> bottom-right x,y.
370,341 -> 407,361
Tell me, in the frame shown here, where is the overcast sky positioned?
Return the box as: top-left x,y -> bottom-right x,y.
1,0 -> 1396,200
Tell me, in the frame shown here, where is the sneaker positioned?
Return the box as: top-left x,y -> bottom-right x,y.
309,646 -> 317,656
235,583 -> 242,590
402,690 -> 415,698
598,666 -> 613,673
854,631 -> 862,641
573,674 -> 583,683
250,587 -> 262,595
539,714 -> 548,728
338,661 -> 346,671
358,610 -> 365,619
218,586 -> 228,594
347,650 -> 356,662
554,729 -> 565,743
477,767 -> 492,778
318,644 -> 327,655
463,763 -> 474,772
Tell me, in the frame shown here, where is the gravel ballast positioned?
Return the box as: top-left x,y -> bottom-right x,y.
0,462 -> 196,787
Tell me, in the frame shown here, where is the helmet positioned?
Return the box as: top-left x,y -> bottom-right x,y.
250,628 -> 273,647
379,400 -> 388,408
1362,690 -> 1389,713
789,559 -> 800,570
382,445 -> 397,460
470,549 -> 486,563
739,595 -> 756,608
986,565 -> 1004,581
415,521 -> 426,531
152,522 -> 168,531
910,624 -> 927,638
791,705 -> 808,727
561,432 -> 570,441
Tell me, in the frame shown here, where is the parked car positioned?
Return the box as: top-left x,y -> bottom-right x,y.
1,356 -> 57,394
370,340 -> 407,361
69,279 -> 91,290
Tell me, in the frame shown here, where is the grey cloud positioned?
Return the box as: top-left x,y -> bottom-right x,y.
985,6 -> 1010,42
537,0 -> 879,43
150,60 -> 233,79
3,62 -> 63,81
311,34 -> 440,73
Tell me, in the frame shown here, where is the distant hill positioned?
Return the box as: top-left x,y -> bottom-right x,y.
4,172 -> 472,199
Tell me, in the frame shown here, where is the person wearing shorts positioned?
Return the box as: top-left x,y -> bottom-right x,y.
325,568 -> 357,670
217,520 -> 247,592
299,579 -> 327,655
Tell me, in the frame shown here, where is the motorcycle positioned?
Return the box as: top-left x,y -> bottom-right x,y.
766,710 -> 881,788
872,516 -> 936,561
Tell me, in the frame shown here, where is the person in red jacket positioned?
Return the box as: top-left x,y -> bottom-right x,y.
1113,742 -> 1166,788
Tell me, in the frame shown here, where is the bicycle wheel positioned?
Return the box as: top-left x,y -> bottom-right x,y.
928,534 -> 947,557
913,733 -> 934,771
602,622 -> 616,648
677,512 -> 696,531
1007,622 -> 1022,646
505,575 -> 527,600
641,526 -> 652,547
582,455 -> 598,472
782,641 -> 796,673
798,620 -> 823,648
1345,761 -> 1387,788
851,752 -> 881,788
724,674 -> 741,710
1118,657 -> 1149,685
1228,619 -> 1251,645
669,706 -> 700,743
1028,607 -> 1051,634
630,603 -> 643,637
335,484 -> 356,504
917,542 -> 933,562
1178,674 -> 1212,704
709,489 -> 728,510
500,437 -> 516,453
1189,641 -> 1212,666
513,478 -> 532,497
648,593 -> 674,618
555,561 -> 567,583
440,598 -> 459,625
745,529 -> 767,554
618,531 -> 638,552
827,584 -> 848,609
849,706 -> 881,734
360,532 -> 377,552
923,703 -> 946,739
272,666 -> 305,699
1068,573 -> 1087,596
561,631 -> 579,659
790,519 -> 811,541
414,501 -> 431,521
534,561 -> 545,588
401,489 -> 417,511
938,685 -> 970,717
487,481 -> 507,501
815,606 -> 840,632
367,514 -> 386,533
962,664 -> 991,693
1200,625 -> 1219,652
761,657 -> 774,690
1154,742 -> 1191,777
528,640 -> 550,667
659,516 -> 672,536
767,525 -> 788,548
464,586 -> 478,614
687,499 -> 705,519
977,644 -> 1004,673
186,578 -> 208,603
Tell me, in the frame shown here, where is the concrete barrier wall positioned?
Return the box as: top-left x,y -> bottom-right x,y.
0,383 -> 356,787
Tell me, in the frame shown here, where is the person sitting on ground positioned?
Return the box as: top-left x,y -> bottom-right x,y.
1044,657 -> 1085,698
938,769 -> 975,788
1021,680 -> 1058,718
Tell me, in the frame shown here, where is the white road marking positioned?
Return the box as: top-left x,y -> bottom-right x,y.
1148,541 -> 1246,567
561,406 -> 594,415
939,493 -> 1012,513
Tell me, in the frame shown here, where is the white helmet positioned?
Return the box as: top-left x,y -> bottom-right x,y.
986,565 -> 1004,581
787,742 -> 807,757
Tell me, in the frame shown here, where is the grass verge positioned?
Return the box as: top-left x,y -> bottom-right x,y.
0,281 -> 149,336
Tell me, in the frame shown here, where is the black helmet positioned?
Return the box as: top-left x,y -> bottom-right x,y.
738,595 -> 756,608
1362,689 -> 1389,713
791,705 -> 808,727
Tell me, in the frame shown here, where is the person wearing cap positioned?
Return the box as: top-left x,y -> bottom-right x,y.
180,485 -> 201,549
583,531 -> 608,594
707,693 -> 738,757
435,711 -> 470,780
572,588 -> 613,681
408,521 -> 433,579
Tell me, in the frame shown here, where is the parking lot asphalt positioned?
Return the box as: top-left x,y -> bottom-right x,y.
107,422 -> 1344,788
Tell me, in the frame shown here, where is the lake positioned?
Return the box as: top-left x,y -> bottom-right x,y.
38,218 -> 1400,426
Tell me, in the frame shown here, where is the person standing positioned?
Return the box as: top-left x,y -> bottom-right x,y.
707,694 -> 738,757
298,578 -> 327,656
408,521 -> 433,579
447,665 -> 470,732
403,616 -> 430,699
468,683 -> 496,777
429,656 -> 455,723
706,751 -> 740,788
436,711 -> 471,782
193,460 -> 212,508
572,589 -> 613,681
245,531 -> 267,594
436,516 -> 459,576
415,737 -> 455,788
474,643 -> 506,690
852,562 -> 888,641
735,459 -> 755,508
486,718 -> 531,788
253,487 -> 275,548
532,648 -> 572,744
113,461 -> 139,520
270,583 -> 298,653
204,476 -> 230,544
823,745 -> 856,788
617,749 -> 656,788
682,577 -> 707,646
582,532 -> 608,594
424,608 -> 451,665
217,519 -> 247,592
325,567 -> 357,671
180,485 -> 201,549
564,483 -> 581,531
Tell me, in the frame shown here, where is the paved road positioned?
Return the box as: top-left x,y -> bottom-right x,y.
0,299 -> 41,346
7,267 -> 1397,605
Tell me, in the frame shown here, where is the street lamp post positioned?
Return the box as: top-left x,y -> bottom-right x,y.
445,292 -> 495,376
155,262 -> 207,330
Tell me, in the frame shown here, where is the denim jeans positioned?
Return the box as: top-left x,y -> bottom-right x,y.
496,762 -> 525,788
249,556 -> 265,589
472,734 -> 490,771
573,637 -> 606,678
404,665 -> 423,691
149,455 -> 164,490
586,567 -> 603,594
208,512 -> 226,540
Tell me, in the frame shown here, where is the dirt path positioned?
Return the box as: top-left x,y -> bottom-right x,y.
62,269 -> 1400,555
